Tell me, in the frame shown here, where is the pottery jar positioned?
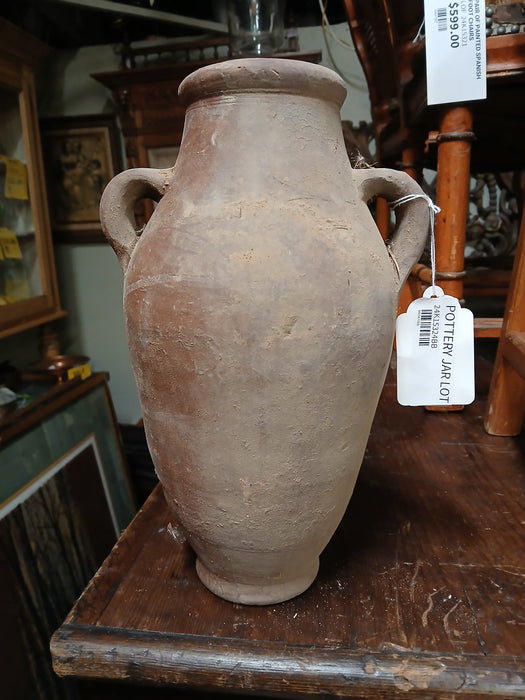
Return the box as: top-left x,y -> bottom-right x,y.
100,58 -> 429,605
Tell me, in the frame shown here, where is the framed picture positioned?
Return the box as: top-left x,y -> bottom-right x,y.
0,373 -> 136,697
40,115 -> 123,243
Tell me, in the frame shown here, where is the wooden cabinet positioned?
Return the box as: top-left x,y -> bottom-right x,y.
93,61 -> 190,171
0,19 -> 64,338
92,47 -> 322,171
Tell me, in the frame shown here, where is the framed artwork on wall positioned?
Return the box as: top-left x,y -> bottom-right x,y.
40,115 -> 123,243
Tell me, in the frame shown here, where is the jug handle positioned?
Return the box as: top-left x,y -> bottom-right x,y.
353,168 -> 430,287
100,168 -> 171,273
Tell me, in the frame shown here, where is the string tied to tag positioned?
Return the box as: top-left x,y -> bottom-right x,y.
389,193 -> 441,295
413,18 -> 425,43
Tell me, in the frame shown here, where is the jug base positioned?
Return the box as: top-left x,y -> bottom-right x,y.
195,557 -> 319,605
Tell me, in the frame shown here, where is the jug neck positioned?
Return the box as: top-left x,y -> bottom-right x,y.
176,73 -> 352,199
178,58 -> 347,111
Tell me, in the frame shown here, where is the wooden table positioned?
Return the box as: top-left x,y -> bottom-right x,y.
51,362 -> 525,698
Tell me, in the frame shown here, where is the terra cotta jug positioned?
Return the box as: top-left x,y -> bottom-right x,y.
100,58 -> 429,605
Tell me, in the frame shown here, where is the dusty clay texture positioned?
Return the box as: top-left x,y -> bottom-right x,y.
100,58 -> 430,605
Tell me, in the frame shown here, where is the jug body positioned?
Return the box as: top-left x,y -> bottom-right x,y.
101,58 -> 429,604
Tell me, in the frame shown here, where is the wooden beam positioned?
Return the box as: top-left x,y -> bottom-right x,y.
44,0 -> 229,34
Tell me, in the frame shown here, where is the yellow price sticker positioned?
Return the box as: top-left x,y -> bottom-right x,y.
67,363 -> 92,381
0,227 -> 22,259
0,156 -> 29,200
5,278 -> 31,300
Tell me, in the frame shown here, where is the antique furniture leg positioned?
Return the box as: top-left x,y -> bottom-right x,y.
485,195 -> 525,436
434,106 -> 474,301
423,109 -> 474,411
375,196 -> 390,239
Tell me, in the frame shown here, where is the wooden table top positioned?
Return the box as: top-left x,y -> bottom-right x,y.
51,361 -> 525,698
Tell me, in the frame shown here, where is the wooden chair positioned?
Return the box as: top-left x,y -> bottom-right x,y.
344,1 -> 525,336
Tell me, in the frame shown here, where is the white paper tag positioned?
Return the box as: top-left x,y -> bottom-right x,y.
424,0 -> 486,105
396,286 -> 475,406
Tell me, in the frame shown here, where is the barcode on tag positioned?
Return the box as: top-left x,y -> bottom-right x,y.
418,309 -> 433,346
436,6 -> 447,31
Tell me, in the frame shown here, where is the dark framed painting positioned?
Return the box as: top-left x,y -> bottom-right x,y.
40,115 -> 123,243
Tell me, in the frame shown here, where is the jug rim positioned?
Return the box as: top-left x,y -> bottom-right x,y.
178,57 -> 347,108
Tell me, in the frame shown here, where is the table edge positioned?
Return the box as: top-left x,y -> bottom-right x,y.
51,623 -> 525,697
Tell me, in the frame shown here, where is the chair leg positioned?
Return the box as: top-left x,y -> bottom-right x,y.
485,354 -> 525,435
422,108 -> 474,411
434,106 -> 474,301
485,204 -> 525,436
375,196 -> 390,240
